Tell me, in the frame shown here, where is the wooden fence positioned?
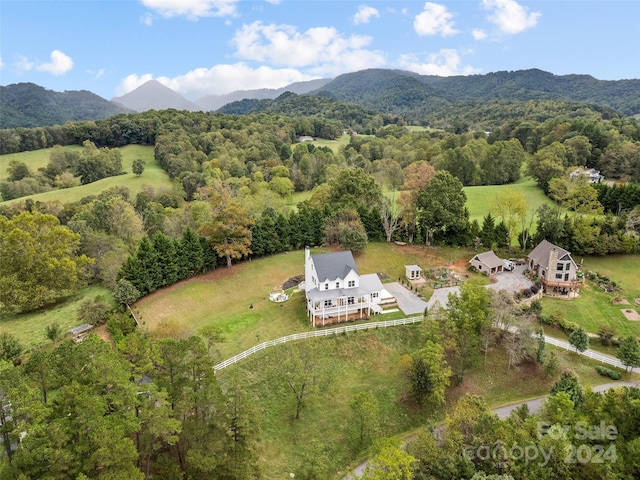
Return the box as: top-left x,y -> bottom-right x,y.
213,316 -> 423,372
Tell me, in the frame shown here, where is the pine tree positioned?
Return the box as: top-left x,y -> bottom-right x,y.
199,237 -> 217,273
152,231 -> 178,287
136,236 -> 162,293
480,213 -> 496,249
181,228 -> 204,276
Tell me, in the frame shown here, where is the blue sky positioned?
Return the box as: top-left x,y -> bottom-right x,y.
1,1 -> 638,101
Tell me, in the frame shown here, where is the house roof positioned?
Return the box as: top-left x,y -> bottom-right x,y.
470,250 -> 503,269
306,273 -> 383,302
69,323 -> 93,336
312,250 -> 359,282
528,239 -> 573,267
405,264 -> 422,271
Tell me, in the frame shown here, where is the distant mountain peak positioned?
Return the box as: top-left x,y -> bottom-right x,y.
111,81 -> 201,113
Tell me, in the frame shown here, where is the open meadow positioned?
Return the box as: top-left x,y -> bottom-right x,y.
0,145 -> 172,205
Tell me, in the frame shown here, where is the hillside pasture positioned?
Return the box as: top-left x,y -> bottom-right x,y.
0,145 -> 171,205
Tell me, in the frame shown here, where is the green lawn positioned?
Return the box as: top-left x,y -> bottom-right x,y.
135,243 -> 481,358
541,255 -> 640,338
463,177 -> 556,223
309,135 -> 352,153
0,285 -> 114,351
1,145 -> 172,205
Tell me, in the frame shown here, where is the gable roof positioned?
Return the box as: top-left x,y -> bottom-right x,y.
528,239 -> 573,267
312,250 -> 359,282
471,250 -> 503,269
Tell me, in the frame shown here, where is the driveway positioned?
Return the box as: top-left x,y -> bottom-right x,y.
384,282 -> 429,315
385,265 -> 532,316
486,264 -> 532,294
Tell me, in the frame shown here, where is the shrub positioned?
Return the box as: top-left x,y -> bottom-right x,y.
595,366 -> 621,380
597,325 -> 617,346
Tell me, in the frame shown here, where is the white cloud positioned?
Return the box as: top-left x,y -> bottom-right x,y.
482,0 -> 540,34
15,55 -> 35,73
265,0 -> 281,4
0,56 -> 3,69
141,13 -> 154,26
116,73 -> 155,96
36,50 -> 73,76
140,0 -> 239,20
399,49 -> 480,76
87,68 -> 106,79
414,2 -> 458,37
353,5 -> 380,25
230,21 -> 385,74
116,63 -> 321,98
472,28 -> 487,40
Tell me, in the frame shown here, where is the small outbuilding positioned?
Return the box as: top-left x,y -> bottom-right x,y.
469,250 -> 504,276
69,323 -> 93,343
405,265 -> 422,281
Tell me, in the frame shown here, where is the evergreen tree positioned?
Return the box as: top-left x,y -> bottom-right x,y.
181,227 -> 204,276
135,236 -> 162,293
480,213 -> 496,249
152,231 -> 178,287
199,236 -> 217,273
494,221 -> 510,249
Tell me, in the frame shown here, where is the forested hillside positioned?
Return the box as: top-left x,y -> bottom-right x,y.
314,68 -> 640,120
0,83 -> 131,129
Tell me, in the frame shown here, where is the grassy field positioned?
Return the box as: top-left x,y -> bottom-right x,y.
309,135 -> 352,153
217,324 -> 630,480
0,145 -> 83,182
0,285 -> 114,351
542,255 -> 640,338
463,176 -> 556,223
135,243 -> 479,358
0,145 -> 172,205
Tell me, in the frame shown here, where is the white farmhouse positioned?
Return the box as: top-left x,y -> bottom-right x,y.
304,247 -> 393,327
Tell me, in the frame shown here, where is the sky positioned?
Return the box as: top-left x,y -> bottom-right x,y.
1,0 -> 639,101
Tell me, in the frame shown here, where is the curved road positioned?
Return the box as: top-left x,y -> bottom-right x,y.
346,379 -> 640,479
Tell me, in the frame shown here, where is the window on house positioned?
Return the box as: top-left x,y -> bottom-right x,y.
372,292 -> 379,298
335,282 -> 340,289
324,299 -> 332,307
556,263 -> 563,271
566,263 -> 571,271
347,296 -> 355,305
555,273 -> 563,279
324,283 -> 329,290
348,280 -> 355,288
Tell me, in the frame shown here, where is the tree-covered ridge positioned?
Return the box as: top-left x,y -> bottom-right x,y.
0,83 -> 132,129
313,68 -> 640,120
217,91 -> 395,132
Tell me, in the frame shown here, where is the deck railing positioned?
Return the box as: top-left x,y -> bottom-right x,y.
213,316 -> 423,372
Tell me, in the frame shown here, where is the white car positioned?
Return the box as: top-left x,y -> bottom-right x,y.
503,259 -> 515,271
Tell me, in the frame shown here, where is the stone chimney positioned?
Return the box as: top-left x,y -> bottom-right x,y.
548,248 -> 558,281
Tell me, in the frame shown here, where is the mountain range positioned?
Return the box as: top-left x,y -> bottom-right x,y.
2,69 -> 639,129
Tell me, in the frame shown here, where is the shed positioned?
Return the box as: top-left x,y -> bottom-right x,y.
469,251 -> 504,276
405,264 -> 422,281
69,323 -> 93,343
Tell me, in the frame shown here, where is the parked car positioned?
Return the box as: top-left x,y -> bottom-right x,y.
503,259 -> 515,271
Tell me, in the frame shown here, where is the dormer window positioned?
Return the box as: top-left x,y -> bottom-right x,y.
324,283 -> 329,290
348,280 -> 355,288
336,282 -> 340,289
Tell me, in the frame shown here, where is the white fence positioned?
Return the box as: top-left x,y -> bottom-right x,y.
213,316 -> 423,372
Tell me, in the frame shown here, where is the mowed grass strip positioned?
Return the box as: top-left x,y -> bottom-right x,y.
0,285 -> 114,350
0,145 -> 83,181
1,145 -> 171,205
542,255 -> 640,338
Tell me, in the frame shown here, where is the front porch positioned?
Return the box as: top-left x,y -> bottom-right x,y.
308,296 -> 375,327
541,279 -> 583,299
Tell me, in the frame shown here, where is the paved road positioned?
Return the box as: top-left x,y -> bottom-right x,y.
346,379 -> 640,478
